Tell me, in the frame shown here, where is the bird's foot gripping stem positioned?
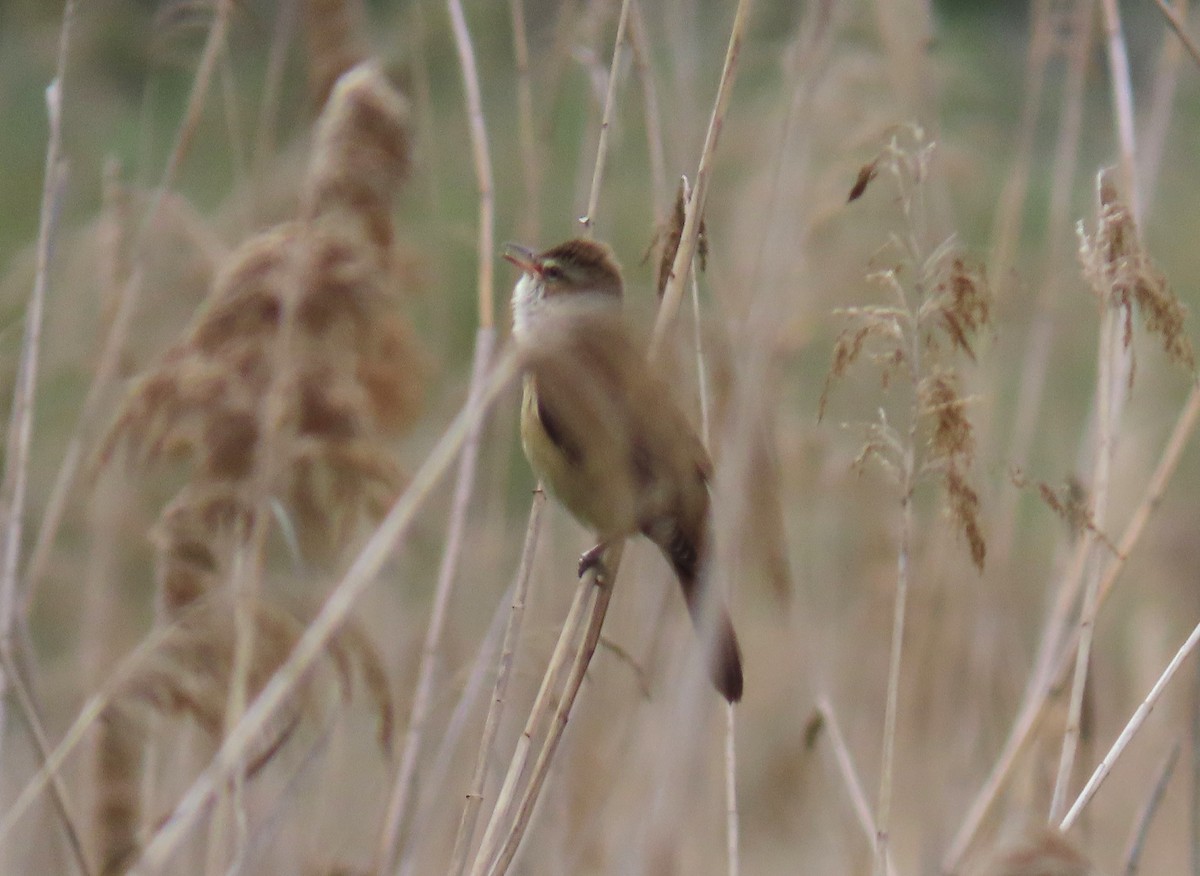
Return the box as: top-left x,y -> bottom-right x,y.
577,542 -> 609,579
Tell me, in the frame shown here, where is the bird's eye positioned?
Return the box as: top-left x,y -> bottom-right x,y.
542,264 -> 565,282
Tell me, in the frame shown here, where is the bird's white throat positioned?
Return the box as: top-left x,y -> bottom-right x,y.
510,272 -> 545,341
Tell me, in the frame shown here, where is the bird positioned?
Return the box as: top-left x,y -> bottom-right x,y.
503,237 -> 743,702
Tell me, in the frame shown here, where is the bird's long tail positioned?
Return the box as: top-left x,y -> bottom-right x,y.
654,522 -> 743,703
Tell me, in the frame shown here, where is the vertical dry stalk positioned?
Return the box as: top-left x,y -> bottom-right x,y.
481,554 -> 619,876
1098,0 -> 1140,214
152,0 -> 236,219
404,573 -> 521,861
375,0 -> 498,866
0,42 -> 70,759
445,492 -> 545,876
816,698 -> 899,876
1051,157 -> 1189,822
821,134 -> 992,874
449,0 -> 497,329
629,0 -> 669,223
0,5 -> 91,873
509,0 -> 542,240
653,0 -> 753,355
1050,0 -> 1143,821
581,0 -> 633,231
677,179 -> 737,875
724,703 -> 739,876
876,450 -> 914,876
465,570 -> 598,876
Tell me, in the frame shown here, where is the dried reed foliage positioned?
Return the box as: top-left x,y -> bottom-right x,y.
821,133 -> 992,570
979,827 -> 1093,876
91,62 -> 419,871
1078,169 -> 1194,381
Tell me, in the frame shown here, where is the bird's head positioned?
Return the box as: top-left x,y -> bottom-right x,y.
504,238 -> 623,338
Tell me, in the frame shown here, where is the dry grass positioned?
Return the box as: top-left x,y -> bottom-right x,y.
2,0 -> 1200,874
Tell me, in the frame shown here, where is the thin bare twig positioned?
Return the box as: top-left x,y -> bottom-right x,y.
1062,619 -> 1200,829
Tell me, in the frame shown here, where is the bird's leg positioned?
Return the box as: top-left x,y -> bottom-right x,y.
578,541 -> 609,578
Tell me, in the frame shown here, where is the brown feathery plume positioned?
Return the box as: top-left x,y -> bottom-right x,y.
91,62 -> 418,870
1079,168 -> 1195,379
302,0 -> 371,109
823,162 -> 993,571
101,62 -> 423,561
979,827 -> 1094,876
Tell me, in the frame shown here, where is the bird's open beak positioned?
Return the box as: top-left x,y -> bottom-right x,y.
502,242 -> 539,275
